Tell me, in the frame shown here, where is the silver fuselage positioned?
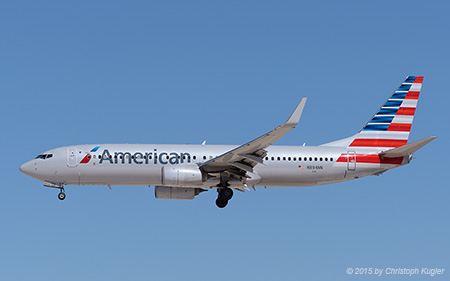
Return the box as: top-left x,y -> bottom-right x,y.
20,144 -> 405,188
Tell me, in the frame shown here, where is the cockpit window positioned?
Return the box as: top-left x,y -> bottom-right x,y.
35,154 -> 53,159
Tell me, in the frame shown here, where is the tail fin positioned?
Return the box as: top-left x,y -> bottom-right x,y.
323,76 -> 424,149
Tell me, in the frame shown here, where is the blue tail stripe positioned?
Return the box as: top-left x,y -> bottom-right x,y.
377,108 -> 399,115
397,84 -> 411,91
363,124 -> 390,131
392,92 -> 408,99
384,100 -> 403,107
370,116 -> 394,123
404,76 -> 416,83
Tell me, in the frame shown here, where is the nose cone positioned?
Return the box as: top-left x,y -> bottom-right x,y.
19,161 -> 35,177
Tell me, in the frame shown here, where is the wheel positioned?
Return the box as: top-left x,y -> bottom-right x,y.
215,197 -> 228,208
220,188 -> 233,200
58,192 -> 66,201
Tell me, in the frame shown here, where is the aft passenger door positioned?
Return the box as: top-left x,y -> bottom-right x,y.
347,151 -> 356,171
67,147 -> 78,167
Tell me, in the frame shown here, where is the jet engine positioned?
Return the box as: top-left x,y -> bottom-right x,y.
161,165 -> 204,186
154,186 -> 206,200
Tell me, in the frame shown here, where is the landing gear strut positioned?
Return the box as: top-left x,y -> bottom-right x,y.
58,188 -> 66,201
215,187 -> 233,208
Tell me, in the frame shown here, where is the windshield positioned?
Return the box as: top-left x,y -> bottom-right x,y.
35,154 -> 53,159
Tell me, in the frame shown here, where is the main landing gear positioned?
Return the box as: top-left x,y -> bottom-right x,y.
216,187 -> 233,208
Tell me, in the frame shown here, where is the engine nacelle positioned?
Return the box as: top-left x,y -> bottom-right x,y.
154,186 -> 205,200
161,165 -> 204,187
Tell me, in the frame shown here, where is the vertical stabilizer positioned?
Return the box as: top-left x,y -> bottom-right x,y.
322,76 -> 424,150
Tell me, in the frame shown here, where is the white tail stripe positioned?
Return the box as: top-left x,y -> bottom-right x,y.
410,83 -> 422,91
400,99 -> 418,108
392,115 -> 414,124
357,131 -> 409,139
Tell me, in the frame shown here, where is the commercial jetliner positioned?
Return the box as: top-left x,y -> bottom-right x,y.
20,76 -> 435,208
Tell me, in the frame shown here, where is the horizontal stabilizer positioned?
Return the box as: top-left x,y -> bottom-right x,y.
379,136 -> 437,158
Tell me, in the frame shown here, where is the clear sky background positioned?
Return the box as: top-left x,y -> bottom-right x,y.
1,1 -> 449,280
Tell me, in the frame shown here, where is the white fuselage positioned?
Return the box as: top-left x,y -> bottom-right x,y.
19,144 -> 405,188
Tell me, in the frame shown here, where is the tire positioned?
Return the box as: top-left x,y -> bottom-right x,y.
220,188 -> 233,200
58,192 -> 66,201
215,197 -> 228,208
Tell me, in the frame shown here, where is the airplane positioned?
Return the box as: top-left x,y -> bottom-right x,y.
20,76 -> 436,208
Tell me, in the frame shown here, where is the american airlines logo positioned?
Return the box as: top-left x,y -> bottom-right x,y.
96,149 -> 192,165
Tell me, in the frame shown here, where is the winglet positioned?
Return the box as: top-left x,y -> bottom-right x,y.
284,98 -> 307,127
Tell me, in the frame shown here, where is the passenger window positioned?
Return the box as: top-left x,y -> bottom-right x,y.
293,157 -> 296,161
277,157 -> 280,161
309,157 -> 312,161
283,157 -> 286,161
288,157 -> 291,161
330,158 -> 333,161
314,157 -> 317,161
304,157 -> 307,161
320,157 -> 323,161
203,156 -> 206,160
325,157 -> 328,161
271,157 -> 274,161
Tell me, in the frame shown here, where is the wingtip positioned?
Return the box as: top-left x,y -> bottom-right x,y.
285,97 -> 307,126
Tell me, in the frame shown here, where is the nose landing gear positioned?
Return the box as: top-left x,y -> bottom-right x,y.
44,182 -> 66,201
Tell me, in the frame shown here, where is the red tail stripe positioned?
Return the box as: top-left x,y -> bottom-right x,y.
387,123 -> 412,132
396,107 -> 416,116
349,139 -> 407,147
337,154 -> 403,165
405,91 -> 420,100
414,76 -> 424,83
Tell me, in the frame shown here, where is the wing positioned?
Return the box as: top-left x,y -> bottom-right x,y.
199,98 -> 307,183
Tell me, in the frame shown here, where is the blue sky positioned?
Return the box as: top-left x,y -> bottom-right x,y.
1,1 -> 449,280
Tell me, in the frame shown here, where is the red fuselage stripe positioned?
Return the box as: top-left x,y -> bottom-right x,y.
337,154 -> 404,165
